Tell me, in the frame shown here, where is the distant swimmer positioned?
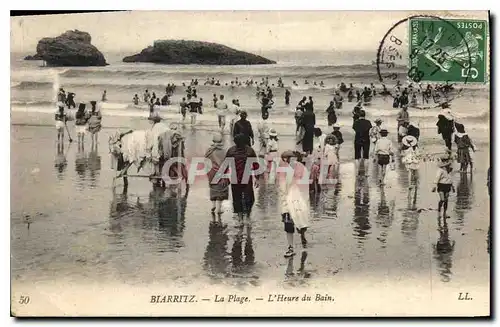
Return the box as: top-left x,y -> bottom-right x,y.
152,92 -> 157,101
161,93 -> 170,106
101,90 -> 107,102
370,83 -> 377,96
144,90 -> 151,103
133,94 -> 139,105
339,82 -> 348,93
304,80 -> 309,85
313,81 -> 318,86
320,81 -> 325,87
215,80 -> 221,86
154,98 -> 161,106
293,80 -> 298,86
333,91 -> 343,109
285,89 -> 291,105
347,90 -> 354,102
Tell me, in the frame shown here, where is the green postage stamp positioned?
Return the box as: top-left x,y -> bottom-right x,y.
408,17 -> 488,83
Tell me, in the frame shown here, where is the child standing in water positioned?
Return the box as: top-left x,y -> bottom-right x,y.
373,128 -> 395,185
278,150 -> 310,258
324,134 -> 338,180
454,123 -> 476,173
369,118 -> 383,162
331,123 -> 344,162
55,104 -> 68,141
401,135 -> 421,188
432,157 -> 455,217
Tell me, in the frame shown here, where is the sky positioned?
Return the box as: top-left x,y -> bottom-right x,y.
10,11 -> 488,54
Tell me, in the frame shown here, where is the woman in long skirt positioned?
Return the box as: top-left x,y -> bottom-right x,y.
205,133 -> 229,215
225,134 -> 263,215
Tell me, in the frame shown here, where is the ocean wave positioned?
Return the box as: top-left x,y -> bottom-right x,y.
12,81 -> 54,90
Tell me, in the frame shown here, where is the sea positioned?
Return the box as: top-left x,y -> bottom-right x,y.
10,51 -> 490,139
10,50 -> 491,315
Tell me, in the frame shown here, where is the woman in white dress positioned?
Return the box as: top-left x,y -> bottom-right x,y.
278,150 -> 310,258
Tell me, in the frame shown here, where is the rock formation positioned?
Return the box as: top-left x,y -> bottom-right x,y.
25,30 -> 107,66
123,40 -> 275,65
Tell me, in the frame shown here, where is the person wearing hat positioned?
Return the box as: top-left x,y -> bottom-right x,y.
432,155 -> 455,217
333,91 -> 343,109
278,150 -> 310,257
204,133 -> 229,215
401,134 -> 421,188
232,110 -> 254,147
454,122 -> 476,173
437,103 -> 455,150
373,128 -> 395,185
257,111 -> 271,158
369,118 -> 383,162
352,101 -> 363,122
225,133 -> 262,215
331,123 -> 344,161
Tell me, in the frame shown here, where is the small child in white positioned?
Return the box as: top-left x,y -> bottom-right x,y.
323,134 -> 338,180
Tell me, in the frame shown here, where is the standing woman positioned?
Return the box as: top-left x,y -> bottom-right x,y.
401,135 -> 421,188
436,103 -> 455,150
295,111 -> 306,152
88,101 -> 102,146
326,101 -> 337,127
205,133 -> 229,215
225,134 -> 262,215
302,105 -> 316,154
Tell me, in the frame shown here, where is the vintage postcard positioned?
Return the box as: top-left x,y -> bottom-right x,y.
10,10 -> 490,317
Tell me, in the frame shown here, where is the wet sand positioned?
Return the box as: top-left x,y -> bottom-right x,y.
11,112 -> 490,316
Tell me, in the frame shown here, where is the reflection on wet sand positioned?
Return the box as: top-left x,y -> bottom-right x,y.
284,250 -> 311,287
401,187 -> 420,245
231,219 -> 255,275
433,216 -> 455,282
453,173 -> 474,230
87,143 -> 101,188
203,219 -> 230,279
54,141 -> 69,180
75,144 -> 87,189
108,184 -> 188,251
352,176 -> 371,252
375,187 -> 395,248
319,180 -> 342,219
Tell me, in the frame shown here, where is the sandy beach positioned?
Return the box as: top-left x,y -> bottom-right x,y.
11,110 -> 490,315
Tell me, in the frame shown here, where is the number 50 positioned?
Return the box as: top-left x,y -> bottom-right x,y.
19,296 -> 30,304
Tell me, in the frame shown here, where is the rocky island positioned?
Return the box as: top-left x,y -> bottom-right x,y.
25,30 -> 107,66
123,40 -> 276,65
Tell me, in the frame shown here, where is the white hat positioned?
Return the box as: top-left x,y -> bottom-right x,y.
402,135 -> 418,147
332,123 -> 341,128
268,128 -> 278,137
